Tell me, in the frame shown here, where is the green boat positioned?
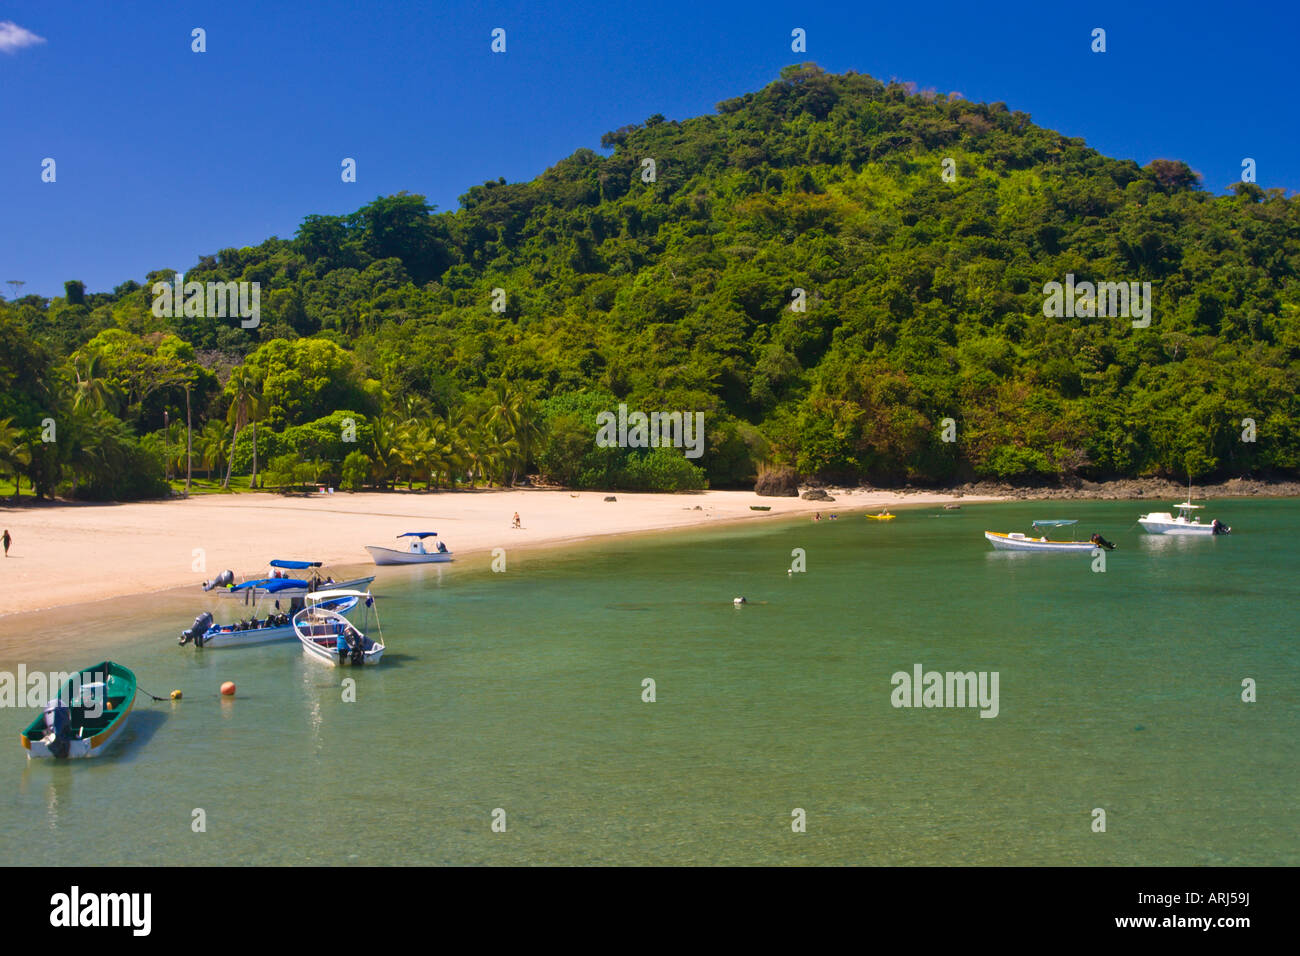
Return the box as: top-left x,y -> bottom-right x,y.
20,661 -> 137,759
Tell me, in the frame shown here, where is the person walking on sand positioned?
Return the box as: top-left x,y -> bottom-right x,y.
512,512 -> 521,529
2,529 -> 9,557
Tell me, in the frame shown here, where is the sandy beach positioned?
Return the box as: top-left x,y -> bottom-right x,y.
0,488 -> 997,619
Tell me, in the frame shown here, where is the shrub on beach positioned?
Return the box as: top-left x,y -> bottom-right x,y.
616,447 -> 708,492
341,450 -> 370,491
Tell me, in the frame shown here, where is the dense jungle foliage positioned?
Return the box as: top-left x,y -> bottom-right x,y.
2,64 -> 1298,499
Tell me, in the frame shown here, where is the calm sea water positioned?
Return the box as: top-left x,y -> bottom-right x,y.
1,499 -> 1296,865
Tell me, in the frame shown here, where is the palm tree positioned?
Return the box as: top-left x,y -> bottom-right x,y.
488,382 -> 545,485
222,367 -> 261,489
198,420 -> 228,480
69,351 -> 121,415
368,414 -> 407,489
0,418 -> 32,499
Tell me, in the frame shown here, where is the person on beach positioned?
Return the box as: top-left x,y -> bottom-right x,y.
813,512 -> 821,522
512,512 -> 521,529
2,529 -> 9,557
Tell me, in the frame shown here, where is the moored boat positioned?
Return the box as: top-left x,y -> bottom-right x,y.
179,594 -> 359,649
1138,502 -> 1230,536
208,559 -> 376,602
364,532 -> 453,565
20,661 -> 136,759
294,590 -> 385,666
985,520 -> 1115,552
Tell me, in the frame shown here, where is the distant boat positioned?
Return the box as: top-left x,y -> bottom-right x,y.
364,532 -> 453,565
21,661 -> 136,759
866,512 -> 895,521
1139,477 -> 1231,536
985,519 -> 1111,552
294,590 -> 385,666
207,559 -> 376,602
179,594 -> 359,649
749,505 -> 771,511
1139,502 -> 1230,536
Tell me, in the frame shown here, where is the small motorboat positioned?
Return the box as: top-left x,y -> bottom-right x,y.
364,532 -> 453,565
1138,502 -> 1230,536
179,594 -> 358,649
21,661 -> 136,759
984,519 -> 1109,552
208,559 -> 376,602
294,590 -> 385,666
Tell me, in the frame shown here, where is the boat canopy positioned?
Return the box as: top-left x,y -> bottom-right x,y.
270,559 -> 323,570
1031,519 -> 1077,527
397,532 -> 438,538
231,577 -> 304,592
307,589 -> 371,601
1173,502 -> 1203,509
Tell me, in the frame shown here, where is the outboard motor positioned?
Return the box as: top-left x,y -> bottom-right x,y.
202,570 -> 235,592
42,699 -> 73,759
1089,533 -> 1117,551
179,611 -> 214,647
349,633 -> 366,666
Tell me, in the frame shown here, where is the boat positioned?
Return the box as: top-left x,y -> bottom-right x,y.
866,512 -> 895,521
364,532 -> 453,565
984,520 -> 1114,552
178,594 -> 359,649
207,559 -> 376,602
20,661 -> 136,759
1138,502 -> 1230,536
294,590 -> 385,666
749,505 -> 771,511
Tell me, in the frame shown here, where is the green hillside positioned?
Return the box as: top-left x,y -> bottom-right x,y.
3,64 -> 1299,499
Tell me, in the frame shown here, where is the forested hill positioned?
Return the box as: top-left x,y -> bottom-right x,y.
3,64 -> 1299,499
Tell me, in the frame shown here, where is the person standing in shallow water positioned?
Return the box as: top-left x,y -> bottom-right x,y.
2,529 -> 9,556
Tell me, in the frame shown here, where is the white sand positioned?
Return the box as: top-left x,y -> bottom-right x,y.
0,488 -> 998,619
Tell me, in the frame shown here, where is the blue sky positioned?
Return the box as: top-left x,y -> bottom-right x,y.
3,0 -> 1297,299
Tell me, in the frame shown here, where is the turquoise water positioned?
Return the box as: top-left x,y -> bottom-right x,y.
1,500 -> 1296,865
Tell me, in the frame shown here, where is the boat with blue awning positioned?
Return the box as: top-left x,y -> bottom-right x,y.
203,558 -> 375,601
364,532 -> 454,565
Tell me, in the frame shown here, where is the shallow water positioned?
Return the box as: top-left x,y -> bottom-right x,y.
1,500 -> 1296,865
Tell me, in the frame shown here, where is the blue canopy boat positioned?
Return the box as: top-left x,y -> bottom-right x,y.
364,532 -> 454,565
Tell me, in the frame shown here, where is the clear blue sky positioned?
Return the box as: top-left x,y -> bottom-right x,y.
3,0 -> 1297,299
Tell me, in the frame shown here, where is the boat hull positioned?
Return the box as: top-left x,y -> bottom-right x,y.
21,661 -> 136,759
1138,519 -> 1218,536
984,531 -> 1096,552
191,596 -> 358,649
364,546 -> 453,565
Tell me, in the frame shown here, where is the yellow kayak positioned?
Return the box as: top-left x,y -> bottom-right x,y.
866,513 -> 895,521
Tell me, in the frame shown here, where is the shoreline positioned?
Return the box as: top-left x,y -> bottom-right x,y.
0,487 -> 998,624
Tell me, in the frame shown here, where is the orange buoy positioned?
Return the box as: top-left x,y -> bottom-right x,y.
220,681 -> 236,697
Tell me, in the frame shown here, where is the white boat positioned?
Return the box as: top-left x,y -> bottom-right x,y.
179,594 -> 358,649
207,559 -> 376,602
365,531 -> 453,565
1138,502 -> 1230,536
294,589 -> 385,666
985,520 -> 1116,552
